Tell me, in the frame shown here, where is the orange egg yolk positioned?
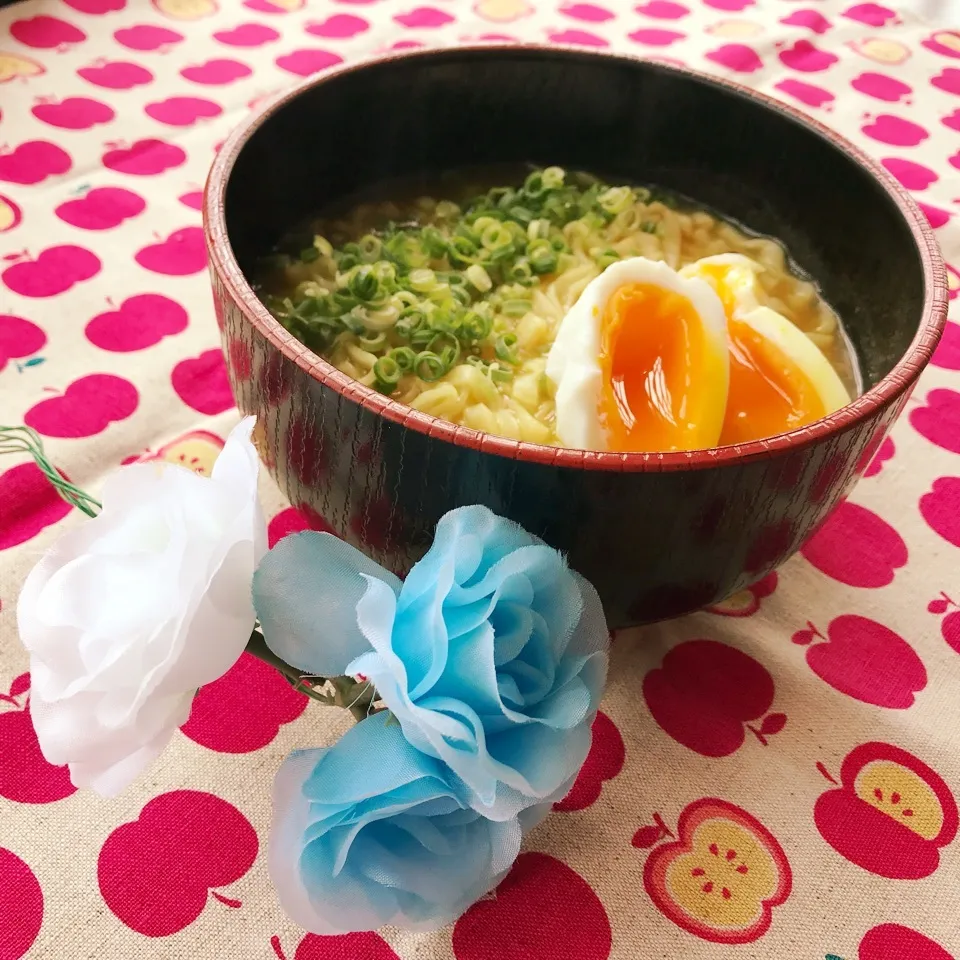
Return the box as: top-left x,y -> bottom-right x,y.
706,274 -> 826,446
598,283 -> 719,452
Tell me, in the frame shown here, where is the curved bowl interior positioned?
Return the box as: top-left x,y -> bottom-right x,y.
210,47 -> 943,627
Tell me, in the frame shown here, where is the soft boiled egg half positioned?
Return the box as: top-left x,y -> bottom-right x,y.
545,254 -> 851,453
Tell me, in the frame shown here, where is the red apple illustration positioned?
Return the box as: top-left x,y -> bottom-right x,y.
135,227 -> 206,275
268,505 -> 336,547
910,388 -> 960,454
0,848 -> 43,959
800,500 -> 907,587
791,615 -> 926,708
707,571 -> 778,617
98,790 -> 258,936
553,711 -> 625,812
0,673 -> 77,803
0,194 -> 22,233
55,186 -> 146,230
102,138 -> 186,175
859,923 -> 955,960
180,58 -> 252,84
214,23 -> 281,46
861,113 -> 930,146
923,30 -> 960,59
25,373 -> 138,438
931,320 -> 960,370
275,48 -> 344,76
86,293 -> 187,352
642,799 -> 791,944
180,652 -> 306,752
705,43 -> 764,72
145,95 -> 223,126
0,141 -> 71,185
779,38 -> 838,71
453,852 -> 611,960
927,593 -> 960,655
306,14 -> 370,38
920,476 -> 960,548
113,24 -> 184,50
31,96 -> 114,130
643,640 -> 785,757
3,245 -> 101,298
271,932 -> 399,960
10,15 -> 86,49
78,60 -> 153,90
0,462 -> 73,550
245,0 -> 305,10
851,71 -> 912,103
844,2 -> 897,26
63,0 -> 127,12
171,349 -> 235,415
635,0 -> 689,17
814,742 -> 958,879
0,313 -> 46,372
179,189 -> 204,210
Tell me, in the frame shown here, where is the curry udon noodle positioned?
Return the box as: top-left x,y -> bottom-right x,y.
257,167 -> 859,454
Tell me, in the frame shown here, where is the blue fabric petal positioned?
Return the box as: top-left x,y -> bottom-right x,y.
252,531 -> 399,677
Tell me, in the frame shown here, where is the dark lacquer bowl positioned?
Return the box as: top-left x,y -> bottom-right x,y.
204,45 -> 947,629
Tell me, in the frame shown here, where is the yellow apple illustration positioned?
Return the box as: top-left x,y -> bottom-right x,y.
707,19 -> 764,39
0,195 -> 22,234
848,37 -> 911,65
474,0 -> 534,23
0,52 -> 45,84
151,0 -> 217,21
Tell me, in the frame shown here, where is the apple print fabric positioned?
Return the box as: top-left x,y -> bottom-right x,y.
1,0 -> 960,957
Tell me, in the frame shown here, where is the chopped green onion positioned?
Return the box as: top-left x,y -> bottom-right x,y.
495,333 -> 519,364
466,264 -> 493,292
415,350 -> 447,382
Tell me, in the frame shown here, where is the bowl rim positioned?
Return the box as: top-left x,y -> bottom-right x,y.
204,43 -> 948,474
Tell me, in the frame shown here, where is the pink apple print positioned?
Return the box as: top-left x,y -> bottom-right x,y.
394,7 -> 455,27
181,58 -> 251,85
4,246 -> 100,298
213,23 -> 280,46
705,43 -> 764,73
63,0 -> 126,12
779,39 -> 838,72
0,675 -> 77,802
86,293 -> 187,352
453,853 -> 611,960
923,31 -> 960,59
859,924 -> 955,960
0,462 -> 73,550
102,138 -> 185,175
181,653 -> 306,753
918,203 -> 950,229
881,157 -> 937,190
861,114 -> 929,146
780,9 -> 831,34
25,374 -> 138,438
703,0 -> 753,9
78,60 -> 153,89
31,96 -> 115,131
801,500 -> 906,587
792,616 -> 925,708
636,0 -> 688,16
113,24 -> 184,51
628,28 -> 685,45
775,78 -> 834,108
559,2 -> 615,21
0,194 -> 22,233
10,15 -> 86,49
921,476 -> 960,548
928,593 -> 960,656
306,14 -> 370,37
99,791 -> 257,936
145,96 -> 222,127
276,49 -> 344,76
863,436 -> 894,477
245,0 -> 306,10
172,349 -> 235,415
135,227 -> 206,276
932,321 -> 960,369
0,141 -> 71,185
843,2 -> 897,26
932,68 -> 960,95
644,640 -> 784,757
943,108 -> 960,132
547,28 -> 608,46
179,189 -> 203,210
271,932 -> 400,960
553,711 -> 625,811
0,314 -> 46,372
0,848 -> 43,959
268,505 -> 335,547
910,389 -> 960,454
55,186 -> 145,230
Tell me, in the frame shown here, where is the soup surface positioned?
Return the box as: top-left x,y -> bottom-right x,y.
257,167 -> 859,452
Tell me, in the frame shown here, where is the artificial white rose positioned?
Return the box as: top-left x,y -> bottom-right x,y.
17,416 -> 266,797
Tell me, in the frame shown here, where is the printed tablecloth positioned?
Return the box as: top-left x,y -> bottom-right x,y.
1,0 -> 960,957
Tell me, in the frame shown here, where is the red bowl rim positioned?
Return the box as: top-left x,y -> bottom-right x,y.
204,44 -> 948,474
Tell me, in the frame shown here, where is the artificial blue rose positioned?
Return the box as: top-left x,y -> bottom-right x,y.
269,711 -> 523,934
254,506 -> 609,821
